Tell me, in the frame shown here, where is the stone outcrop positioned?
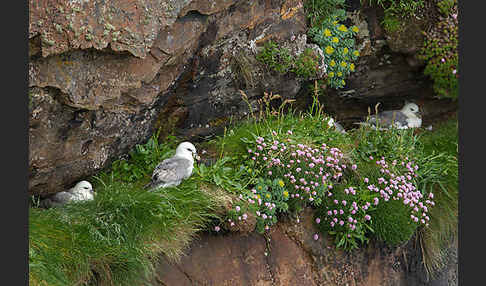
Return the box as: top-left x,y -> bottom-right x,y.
29,0 -> 311,196
150,208 -> 458,285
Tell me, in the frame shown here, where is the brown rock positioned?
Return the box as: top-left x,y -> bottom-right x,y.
179,0 -> 237,17
385,19 -> 426,55
151,208 -> 457,285
154,232 -> 274,286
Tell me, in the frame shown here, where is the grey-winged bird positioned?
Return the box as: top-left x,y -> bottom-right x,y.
355,102 -> 422,130
40,180 -> 94,208
144,142 -> 200,191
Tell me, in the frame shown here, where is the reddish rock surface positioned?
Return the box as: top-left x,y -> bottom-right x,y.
28,0 -> 313,196
150,208 -> 457,285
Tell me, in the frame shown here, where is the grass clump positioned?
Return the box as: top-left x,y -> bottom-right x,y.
415,116 -> 458,278
29,134 -> 223,286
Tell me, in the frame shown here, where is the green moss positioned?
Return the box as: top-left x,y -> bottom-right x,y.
371,198 -> 419,245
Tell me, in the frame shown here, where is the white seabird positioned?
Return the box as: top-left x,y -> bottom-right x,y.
145,142 -> 200,191
40,180 -> 94,208
355,102 -> 422,130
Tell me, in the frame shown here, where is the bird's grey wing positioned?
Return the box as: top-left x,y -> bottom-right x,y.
40,192 -> 72,208
369,111 -> 408,128
151,157 -> 191,184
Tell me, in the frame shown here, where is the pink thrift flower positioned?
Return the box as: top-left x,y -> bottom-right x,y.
364,178 -> 369,183
215,226 -> 221,232
315,218 -> 321,224
339,220 -> 344,226
313,233 -> 319,240
452,69 -> 457,74
364,215 -> 371,221
235,206 -> 241,212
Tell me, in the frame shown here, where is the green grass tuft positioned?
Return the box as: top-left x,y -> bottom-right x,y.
29,135 -> 223,286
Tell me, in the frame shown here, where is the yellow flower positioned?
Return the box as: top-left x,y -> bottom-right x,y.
343,47 -> 348,54
325,46 -> 334,55
342,79 -> 346,85
330,60 -> 336,67
283,191 -> 289,198
352,26 -> 359,33
323,28 -> 331,37
350,63 -> 355,71
278,180 -> 285,187
257,186 -> 262,191
353,50 -> 360,57
257,194 -> 261,199
338,24 -> 348,32
332,37 -> 339,43
340,61 -> 347,68
333,20 -> 338,25
265,194 -> 271,199
337,71 -> 342,77
328,72 -> 334,77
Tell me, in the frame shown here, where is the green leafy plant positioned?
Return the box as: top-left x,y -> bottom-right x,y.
256,40 -> 321,78
308,13 -> 361,89
437,0 -> 455,15
418,1 -> 458,99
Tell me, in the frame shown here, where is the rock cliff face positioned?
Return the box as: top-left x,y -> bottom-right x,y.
29,0 -> 311,196
150,208 -> 458,286
28,0 -> 457,195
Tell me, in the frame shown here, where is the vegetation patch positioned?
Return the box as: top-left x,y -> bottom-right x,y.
29,135 -> 226,286
256,40 -> 322,79
418,0 -> 458,99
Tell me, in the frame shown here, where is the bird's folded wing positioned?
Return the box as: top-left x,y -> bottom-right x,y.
151,157 -> 191,184
369,111 -> 408,127
40,191 -> 72,208
51,191 -> 73,203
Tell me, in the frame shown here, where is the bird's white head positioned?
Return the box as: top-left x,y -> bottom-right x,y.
176,142 -> 200,161
71,180 -> 94,200
402,102 -> 421,117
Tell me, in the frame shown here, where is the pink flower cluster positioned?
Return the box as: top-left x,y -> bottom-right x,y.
373,157 -> 434,225
248,133 -> 348,204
